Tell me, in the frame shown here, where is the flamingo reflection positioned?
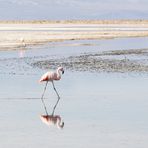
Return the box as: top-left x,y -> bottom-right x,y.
19,37 -> 26,58
40,114 -> 64,129
19,48 -> 26,58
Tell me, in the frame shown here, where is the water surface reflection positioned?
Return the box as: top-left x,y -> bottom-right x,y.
0,38 -> 148,148
40,114 -> 64,129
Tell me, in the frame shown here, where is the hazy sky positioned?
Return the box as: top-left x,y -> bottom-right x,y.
0,0 -> 148,20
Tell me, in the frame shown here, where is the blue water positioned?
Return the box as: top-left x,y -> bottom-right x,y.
0,38 -> 148,148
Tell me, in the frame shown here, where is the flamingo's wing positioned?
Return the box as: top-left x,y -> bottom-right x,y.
39,72 -> 49,82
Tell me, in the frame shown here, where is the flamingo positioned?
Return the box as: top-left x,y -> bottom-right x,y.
40,114 -> 64,129
20,37 -> 26,47
39,67 -> 64,115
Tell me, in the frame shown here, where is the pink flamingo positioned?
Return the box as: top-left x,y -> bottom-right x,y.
39,67 -> 64,115
40,114 -> 64,129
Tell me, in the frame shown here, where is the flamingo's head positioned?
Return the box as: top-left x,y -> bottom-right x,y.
58,66 -> 64,74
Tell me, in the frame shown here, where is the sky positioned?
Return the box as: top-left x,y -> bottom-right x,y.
0,0 -> 148,20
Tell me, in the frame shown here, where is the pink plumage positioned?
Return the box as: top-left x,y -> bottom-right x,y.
40,114 -> 64,129
39,67 -> 64,82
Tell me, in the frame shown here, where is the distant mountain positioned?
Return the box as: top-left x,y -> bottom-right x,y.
0,0 -> 148,20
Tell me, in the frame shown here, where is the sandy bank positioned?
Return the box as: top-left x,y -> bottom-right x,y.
0,20 -> 148,50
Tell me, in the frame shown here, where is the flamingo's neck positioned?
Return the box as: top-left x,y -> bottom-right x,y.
56,69 -> 61,79
56,116 -> 64,129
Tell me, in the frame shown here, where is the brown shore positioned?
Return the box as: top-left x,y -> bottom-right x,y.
0,20 -> 148,50
1,20 -> 148,24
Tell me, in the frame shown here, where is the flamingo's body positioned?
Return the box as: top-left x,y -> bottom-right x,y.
39,67 -> 64,115
39,67 -> 64,82
40,114 -> 64,129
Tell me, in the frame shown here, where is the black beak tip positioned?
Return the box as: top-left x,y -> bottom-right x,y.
62,71 -> 64,74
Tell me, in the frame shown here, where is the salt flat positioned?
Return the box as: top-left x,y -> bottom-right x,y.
0,20 -> 148,50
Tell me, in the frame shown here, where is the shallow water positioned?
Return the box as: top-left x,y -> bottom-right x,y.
0,37 -> 148,148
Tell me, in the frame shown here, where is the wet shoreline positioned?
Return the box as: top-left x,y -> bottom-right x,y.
1,38 -> 148,74
32,48 -> 148,73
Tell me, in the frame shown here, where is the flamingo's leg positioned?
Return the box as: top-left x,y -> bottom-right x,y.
51,81 -> 61,115
40,81 -> 49,115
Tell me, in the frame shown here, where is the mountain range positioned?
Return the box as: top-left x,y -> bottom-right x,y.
0,0 -> 148,20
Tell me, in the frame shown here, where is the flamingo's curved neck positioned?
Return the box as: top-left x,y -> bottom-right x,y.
56,116 -> 64,129
56,69 -> 61,79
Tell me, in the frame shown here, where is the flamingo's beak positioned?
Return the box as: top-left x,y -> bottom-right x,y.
62,70 -> 64,74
